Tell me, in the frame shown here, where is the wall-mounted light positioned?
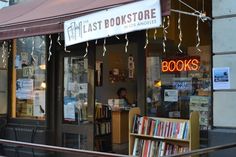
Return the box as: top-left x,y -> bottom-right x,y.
39,64 -> 46,70
40,81 -> 46,89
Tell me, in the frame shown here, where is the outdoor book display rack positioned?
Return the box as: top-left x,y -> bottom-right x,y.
129,108 -> 199,156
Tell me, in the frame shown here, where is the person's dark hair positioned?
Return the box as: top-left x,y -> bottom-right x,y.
117,87 -> 127,97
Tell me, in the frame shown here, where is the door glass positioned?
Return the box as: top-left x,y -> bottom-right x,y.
63,57 -> 88,124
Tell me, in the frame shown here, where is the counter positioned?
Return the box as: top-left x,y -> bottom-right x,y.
112,109 -> 129,144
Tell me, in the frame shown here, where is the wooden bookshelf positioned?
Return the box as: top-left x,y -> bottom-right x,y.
94,104 -> 112,152
129,107 -> 199,156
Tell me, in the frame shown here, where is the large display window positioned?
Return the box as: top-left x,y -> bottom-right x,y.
11,36 -> 46,119
0,41 -> 8,115
146,32 -> 211,131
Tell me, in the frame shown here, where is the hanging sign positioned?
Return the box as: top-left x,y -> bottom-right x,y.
64,0 -> 162,46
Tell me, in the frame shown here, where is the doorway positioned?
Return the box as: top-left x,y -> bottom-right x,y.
54,43 -> 95,156
95,43 -> 138,154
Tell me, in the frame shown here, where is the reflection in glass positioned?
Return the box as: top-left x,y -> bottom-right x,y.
0,41 -> 8,114
63,133 -> 88,149
63,57 -> 88,124
13,36 -> 46,119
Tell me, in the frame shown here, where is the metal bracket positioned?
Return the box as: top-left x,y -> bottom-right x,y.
171,0 -> 211,22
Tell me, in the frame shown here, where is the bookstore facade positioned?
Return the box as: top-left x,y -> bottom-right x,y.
1,0 -> 230,156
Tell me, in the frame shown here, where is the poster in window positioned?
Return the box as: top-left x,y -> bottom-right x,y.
78,83 -> 88,94
40,54 -> 46,65
21,52 -> 29,65
23,66 -> 34,77
173,77 -> 192,91
15,55 -> 22,69
213,67 -> 230,90
16,79 -> 34,99
33,90 -> 45,117
190,96 -> 209,130
164,89 -> 178,102
64,101 -> 76,121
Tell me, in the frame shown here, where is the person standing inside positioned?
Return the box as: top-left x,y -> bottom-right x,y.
116,87 -> 130,107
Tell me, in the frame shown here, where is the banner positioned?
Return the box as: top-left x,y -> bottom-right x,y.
64,0 -> 162,46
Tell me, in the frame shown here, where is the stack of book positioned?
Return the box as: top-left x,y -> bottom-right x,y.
95,104 -> 111,120
132,115 -> 189,140
95,122 -> 111,136
132,138 -> 189,157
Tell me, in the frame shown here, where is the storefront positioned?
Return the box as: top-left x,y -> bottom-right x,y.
0,0 -> 214,156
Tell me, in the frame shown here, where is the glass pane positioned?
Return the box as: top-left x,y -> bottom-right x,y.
63,57 -> 88,124
63,133 -> 88,150
13,36 -> 46,119
0,41 -> 8,114
146,33 -> 211,131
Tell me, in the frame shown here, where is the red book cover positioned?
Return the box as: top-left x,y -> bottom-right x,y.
149,120 -> 156,136
157,121 -> 162,136
142,116 -> 148,134
175,123 -> 180,138
168,122 -> 173,138
143,140 -> 149,157
162,122 -> 166,137
164,121 -> 169,137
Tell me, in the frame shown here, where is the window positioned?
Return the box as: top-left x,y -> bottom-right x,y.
146,29 -> 211,131
0,41 -> 8,115
11,36 -> 46,119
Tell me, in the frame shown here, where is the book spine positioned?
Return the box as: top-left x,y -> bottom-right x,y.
132,138 -> 139,156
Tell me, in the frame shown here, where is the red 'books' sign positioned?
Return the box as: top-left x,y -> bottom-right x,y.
161,56 -> 200,73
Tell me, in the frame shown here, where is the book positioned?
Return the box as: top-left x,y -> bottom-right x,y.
160,141 -> 166,156
153,141 -> 159,157
132,138 -> 139,156
146,119 -> 152,135
168,121 -> 173,137
149,119 -> 156,136
143,117 -> 149,135
183,122 -> 189,140
132,114 -> 137,133
142,139 -> 147,156
153,119 -> 159,136
138,117 -> 144,134
158,141 -> 162,156
149,140 -> 155,157
165,121 -> 170,137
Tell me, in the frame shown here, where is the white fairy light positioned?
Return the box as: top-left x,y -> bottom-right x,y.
1,41 -> 7,68
144,30 -> 149,49
64,46 -> 71,53
95,40 -> 98,45
102,38 -> 107,57
154,28 -> 157,40
178,14 -> 183,53
57,33 -> 62,46
48,35 -> 53,61
125,34 -> 129,53
31,37 -> 36,64
196,17 -> 201,52
162,16 -> 170,53
8,42 -> 11,58
84,42 -> 89,58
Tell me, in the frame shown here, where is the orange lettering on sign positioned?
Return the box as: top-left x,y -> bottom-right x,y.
161,57 -> 200,73
162,61 -> 169,72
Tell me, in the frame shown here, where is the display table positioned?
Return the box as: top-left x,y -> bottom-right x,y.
112,109 -> 129,144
